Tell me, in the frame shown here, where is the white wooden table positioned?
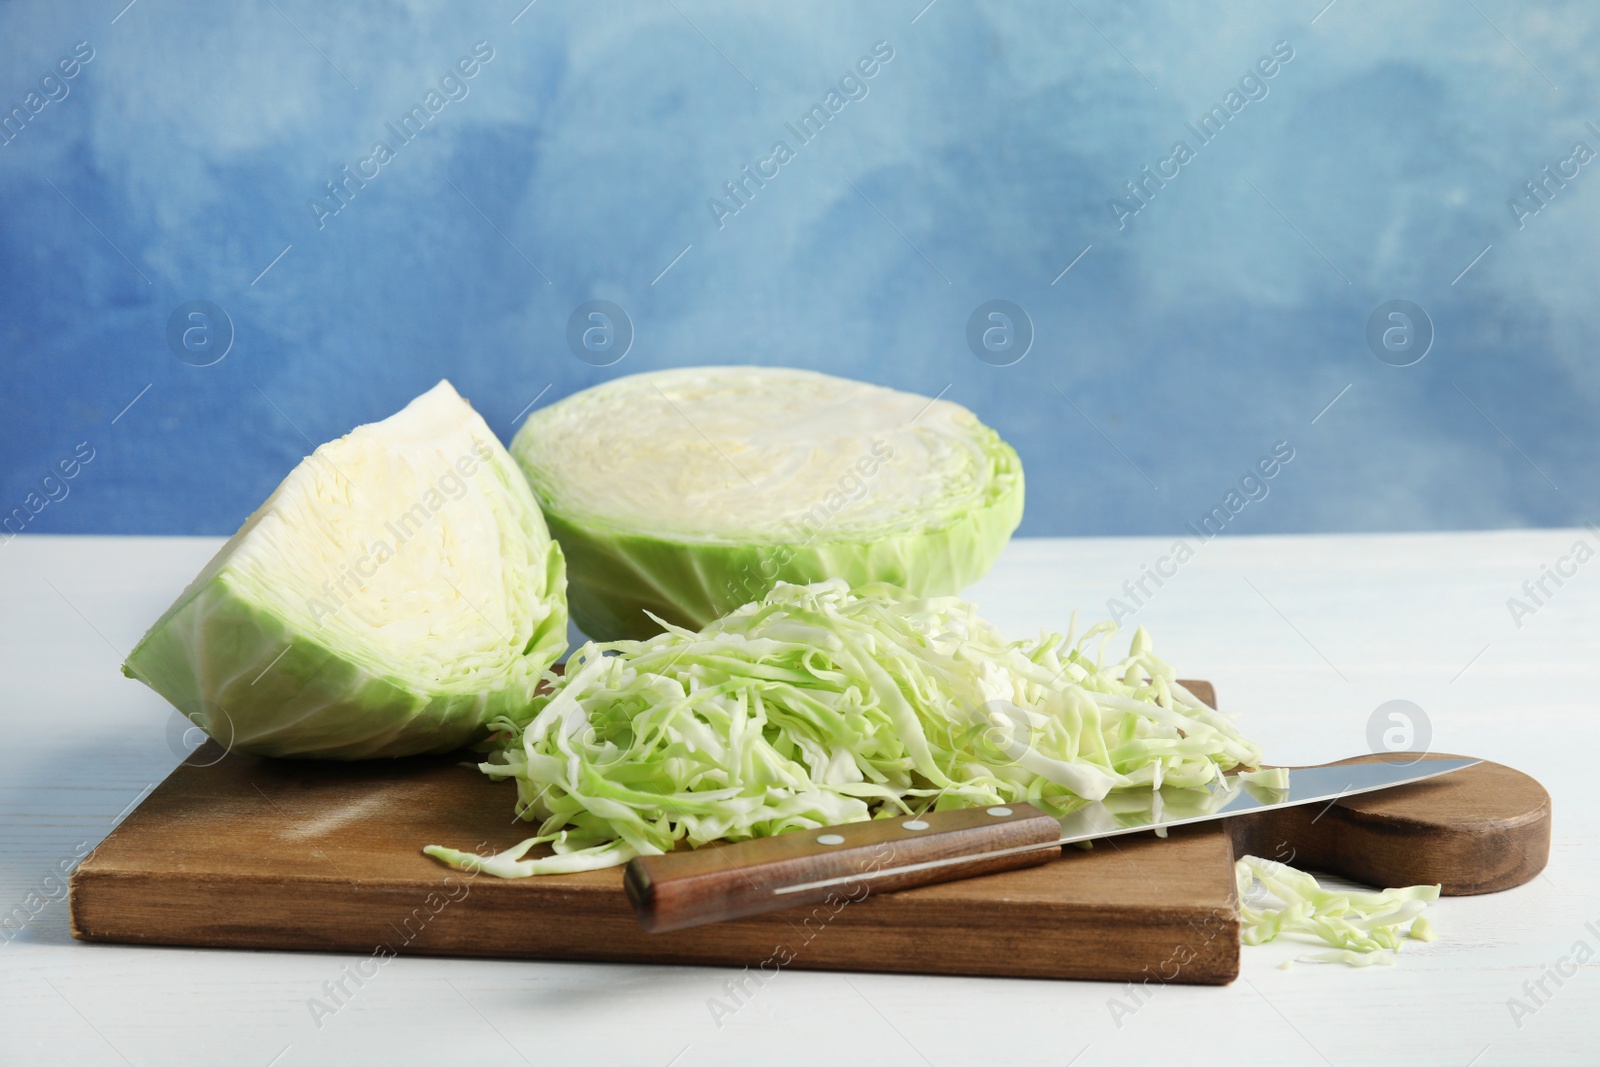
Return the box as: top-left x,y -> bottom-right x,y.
2,531 -> 1594,1066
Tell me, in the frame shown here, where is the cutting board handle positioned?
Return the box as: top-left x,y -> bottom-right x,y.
1228,751 -> 1551,895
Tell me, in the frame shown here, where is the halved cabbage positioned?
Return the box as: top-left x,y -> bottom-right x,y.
510,367 -> 1024,640
123,381 -> 567,758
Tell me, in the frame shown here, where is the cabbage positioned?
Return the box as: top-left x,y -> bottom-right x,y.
424,579 -> 1262,876
123,381 -> 567,759
509,367 -> 1023,640
1236,855 -> 1441,966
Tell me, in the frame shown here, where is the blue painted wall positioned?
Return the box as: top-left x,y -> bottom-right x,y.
1,1 -> 1593,538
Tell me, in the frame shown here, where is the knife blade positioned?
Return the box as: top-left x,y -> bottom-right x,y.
623,757 -> 1479,932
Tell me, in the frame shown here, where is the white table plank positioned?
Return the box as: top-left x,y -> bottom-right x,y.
1,532 -> 1593,1066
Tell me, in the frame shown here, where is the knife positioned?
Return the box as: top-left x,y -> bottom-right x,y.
623,756 -> 1479,932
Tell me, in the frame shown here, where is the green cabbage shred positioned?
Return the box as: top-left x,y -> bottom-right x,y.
1236,855 -> 1440,967
425,579 -> 1263,876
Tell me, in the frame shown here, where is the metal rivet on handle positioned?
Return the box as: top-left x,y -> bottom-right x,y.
986,806 -> 1013,817
817,834 -> 845,845
903,820 -> 930,831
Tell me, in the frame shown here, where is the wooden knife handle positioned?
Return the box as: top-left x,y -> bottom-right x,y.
624,803 -> 1062,933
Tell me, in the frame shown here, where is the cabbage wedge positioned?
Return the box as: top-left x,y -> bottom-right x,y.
123,381 -> 567,758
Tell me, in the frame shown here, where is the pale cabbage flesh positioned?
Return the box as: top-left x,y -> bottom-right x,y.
521,368 -> 998,541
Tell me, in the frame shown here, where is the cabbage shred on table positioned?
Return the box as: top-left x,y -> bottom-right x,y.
1235,856 -> 1440,967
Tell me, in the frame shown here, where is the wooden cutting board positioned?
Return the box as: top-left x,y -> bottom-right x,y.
69,682 -> 1550,984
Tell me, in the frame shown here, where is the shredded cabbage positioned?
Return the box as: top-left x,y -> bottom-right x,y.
425,579 -> 1264,876
1236,855 -> 1441,967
